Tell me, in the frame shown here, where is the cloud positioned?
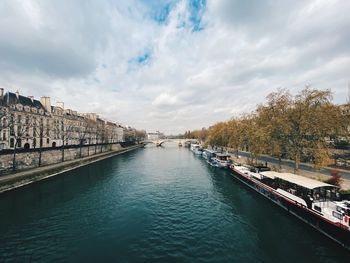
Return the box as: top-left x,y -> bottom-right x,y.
0,0 -> 349,134
152,93 -> 180,107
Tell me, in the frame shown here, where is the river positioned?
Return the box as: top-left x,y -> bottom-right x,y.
0,143 -> 349,262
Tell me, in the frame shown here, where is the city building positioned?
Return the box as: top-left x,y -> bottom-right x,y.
0,88 -> 131,150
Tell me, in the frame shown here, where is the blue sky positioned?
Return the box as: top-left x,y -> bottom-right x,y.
0,0 -> 349,134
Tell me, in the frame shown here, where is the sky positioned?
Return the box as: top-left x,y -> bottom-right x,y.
0,0 -> 349,134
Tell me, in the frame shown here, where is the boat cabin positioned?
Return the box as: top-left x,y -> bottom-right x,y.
260,171 -> 339,208
215,153 -> 231,161
203,149 -> 216,158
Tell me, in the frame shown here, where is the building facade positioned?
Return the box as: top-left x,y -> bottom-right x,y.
0,89 -> 129,150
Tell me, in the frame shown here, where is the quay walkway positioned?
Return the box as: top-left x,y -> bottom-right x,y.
236,150 -> 350,180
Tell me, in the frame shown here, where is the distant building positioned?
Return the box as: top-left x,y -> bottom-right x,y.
147,131 -> 165,140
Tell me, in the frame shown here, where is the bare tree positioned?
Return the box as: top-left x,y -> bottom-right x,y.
95,121 -> 106,154
32,116 -> 46,166
100,125 -> 108,153
8,113 -> 32,171
84,119 -> 96,156
0,106 -> 8,150
60,118 -> 74,162
77,118 -> 89,158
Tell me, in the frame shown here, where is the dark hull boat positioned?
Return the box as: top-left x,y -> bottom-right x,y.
230,165 -> 350,250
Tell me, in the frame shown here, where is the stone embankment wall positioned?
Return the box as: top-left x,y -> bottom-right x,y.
0,144 -> 122,175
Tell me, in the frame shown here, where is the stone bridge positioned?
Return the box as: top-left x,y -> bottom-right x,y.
141,139 -> 199,147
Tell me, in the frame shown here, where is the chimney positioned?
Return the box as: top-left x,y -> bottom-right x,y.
15,90 -> 19,99
28,96 -> 34,103
40,96 -> 51,113
56,101 -> 64,110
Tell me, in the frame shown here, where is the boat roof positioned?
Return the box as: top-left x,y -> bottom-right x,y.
216,153 -> 230,157
204,149 -> 216,154
260,171 -> 338,190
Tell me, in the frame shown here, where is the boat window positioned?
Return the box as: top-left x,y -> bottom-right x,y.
332,211 -> 342,220
314,205 -> 322,212
336,206 -> 342,213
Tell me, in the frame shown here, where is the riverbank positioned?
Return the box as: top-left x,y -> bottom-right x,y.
0,144 -> 143,194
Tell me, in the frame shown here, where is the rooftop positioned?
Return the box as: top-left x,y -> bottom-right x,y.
260,171 -> 337,190
216,153 -> 230,157
4,92 -> 45,110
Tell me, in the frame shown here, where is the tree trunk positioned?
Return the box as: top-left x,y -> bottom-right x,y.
12,145 -> 17,171
61,145 -> 65,162
38,136 -> 43,167
39,148 -> 42,167
61,136 -> 65,162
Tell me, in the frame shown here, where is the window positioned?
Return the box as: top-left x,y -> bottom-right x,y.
47,138 -> 49,144
17,125 -> 22,135
314,206 -> 322,213
17,138 -> 21,148
333,211 -> 342,220
10,138 -> 14,148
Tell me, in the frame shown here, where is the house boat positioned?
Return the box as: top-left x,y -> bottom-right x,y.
190,144 -> 203,155
230,165 -> 350,250
212,153 -> 231,168
202,149 -> 216,160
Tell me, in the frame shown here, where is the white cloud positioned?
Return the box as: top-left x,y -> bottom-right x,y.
0,0 -> 349,134
152,93 -> 180,107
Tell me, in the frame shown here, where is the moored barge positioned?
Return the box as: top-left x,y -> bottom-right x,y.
230,164 -> 350,250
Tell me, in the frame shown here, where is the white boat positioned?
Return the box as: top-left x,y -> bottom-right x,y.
230,165 -> 350,250
211,153 -> 231,168
202,149 -> 216,160
190,144 -> 203,155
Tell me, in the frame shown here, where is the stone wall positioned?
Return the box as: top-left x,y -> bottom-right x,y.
0,143 -> 122,175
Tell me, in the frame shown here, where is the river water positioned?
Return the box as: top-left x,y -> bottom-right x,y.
0,143 -> 349,262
